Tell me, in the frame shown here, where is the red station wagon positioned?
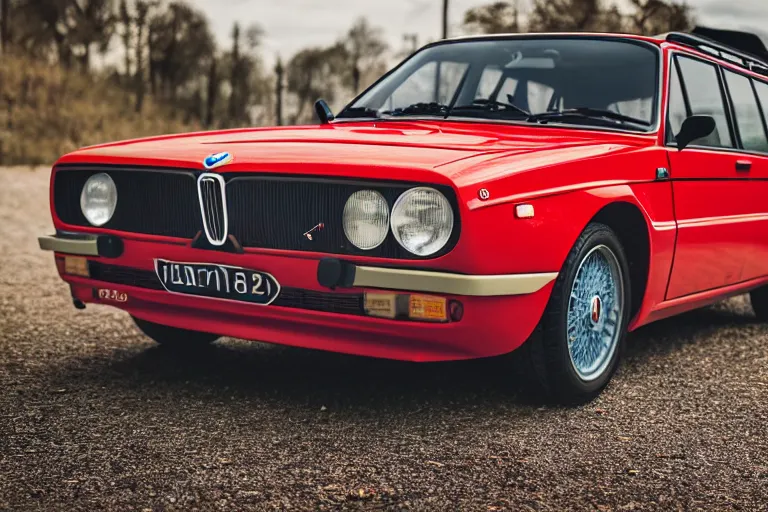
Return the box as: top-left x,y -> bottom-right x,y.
40,27 -> 768,402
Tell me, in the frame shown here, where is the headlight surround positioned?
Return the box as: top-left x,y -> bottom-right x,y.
343,189 -> 390,250
80,173 -> 117,226
391,187 -> 454,256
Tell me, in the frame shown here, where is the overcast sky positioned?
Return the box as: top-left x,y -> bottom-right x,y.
190,0 -> 768,67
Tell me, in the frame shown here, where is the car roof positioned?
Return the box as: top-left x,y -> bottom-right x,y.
440,32 -> 663,45
435,31 -> 768,81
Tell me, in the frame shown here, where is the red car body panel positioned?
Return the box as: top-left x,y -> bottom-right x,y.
44,34 -> 768,361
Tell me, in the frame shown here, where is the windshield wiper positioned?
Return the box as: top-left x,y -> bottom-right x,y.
451,98 -> 532,118
336,106 -> 380,119
527,108 -> 651,127
381,102 -> 450,117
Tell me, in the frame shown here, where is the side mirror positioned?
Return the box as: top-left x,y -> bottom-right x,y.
315,99 -> 335,124
675,115 -> 716,150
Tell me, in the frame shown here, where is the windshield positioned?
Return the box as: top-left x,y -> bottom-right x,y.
338,37 -> 660,131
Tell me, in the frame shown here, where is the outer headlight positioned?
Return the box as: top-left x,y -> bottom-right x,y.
343,189 -> 390,250
391,187 -> 454,256
80,173 -> 117,226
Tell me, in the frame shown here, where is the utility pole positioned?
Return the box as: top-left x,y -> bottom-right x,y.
442,0 -> 448,39
1,0 -> 11,54
275,58 -> 284,126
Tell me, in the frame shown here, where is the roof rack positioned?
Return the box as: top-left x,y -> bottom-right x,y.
659,26 -> 768,78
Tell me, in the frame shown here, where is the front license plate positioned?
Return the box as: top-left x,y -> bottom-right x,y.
154,259 -> 280,305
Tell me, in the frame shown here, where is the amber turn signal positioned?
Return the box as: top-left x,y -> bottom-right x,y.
408,294 -> 447,322
63,256 -> 90,277
364,292 -> 456,323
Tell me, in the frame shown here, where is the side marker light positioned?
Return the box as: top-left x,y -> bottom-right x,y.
515,204 -> 535,219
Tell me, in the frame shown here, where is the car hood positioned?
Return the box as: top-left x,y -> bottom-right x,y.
58,121 -> 652,187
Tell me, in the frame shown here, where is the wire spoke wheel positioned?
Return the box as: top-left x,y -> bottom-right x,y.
566,244 -> 624,382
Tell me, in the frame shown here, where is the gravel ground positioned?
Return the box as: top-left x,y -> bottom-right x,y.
1,166 -> 767,511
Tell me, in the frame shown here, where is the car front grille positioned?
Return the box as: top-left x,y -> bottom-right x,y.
54,168 -> 201,239
197,174 -> 228,245
85,261 -> 365,316
53,165 -> 459,259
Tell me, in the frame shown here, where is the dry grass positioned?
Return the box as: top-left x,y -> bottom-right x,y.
0,54 -> 200,166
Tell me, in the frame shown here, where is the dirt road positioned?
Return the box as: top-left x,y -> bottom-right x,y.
1,167 -> 766,511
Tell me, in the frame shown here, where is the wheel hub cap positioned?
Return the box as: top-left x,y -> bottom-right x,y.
590,295 -> 603,327
566,245 -> 624,382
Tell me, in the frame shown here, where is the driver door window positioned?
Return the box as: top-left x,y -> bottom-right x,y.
675,56 -> 733,148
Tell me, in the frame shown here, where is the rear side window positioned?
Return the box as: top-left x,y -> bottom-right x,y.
723,70 -> 768,153
754,80 -> 768,145
676,56 -> 733,148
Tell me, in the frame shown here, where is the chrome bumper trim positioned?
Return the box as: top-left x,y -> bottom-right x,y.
351,266 -> 558,296
38,234 -> 99,256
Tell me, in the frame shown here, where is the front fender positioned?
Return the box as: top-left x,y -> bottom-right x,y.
458,180 -> 677,329
460,183 -> 651,274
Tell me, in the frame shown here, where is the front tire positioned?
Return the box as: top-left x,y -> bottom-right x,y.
749,286 -> 768,321
518,223 -> 631,404
132,316 -> 220,348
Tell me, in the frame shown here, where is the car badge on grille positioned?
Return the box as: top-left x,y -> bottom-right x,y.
197,173 -> 228,246
203,151 -> 233,170
303,223 -> 325,241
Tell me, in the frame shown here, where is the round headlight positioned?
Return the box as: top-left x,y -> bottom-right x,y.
80,173 -> 117,226
343,190 -> 390,250
391,187 -> 454,256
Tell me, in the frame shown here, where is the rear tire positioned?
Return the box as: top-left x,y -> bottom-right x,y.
132,316 -> 219,348
516,223 -> 631,404
749,286 -> 768,321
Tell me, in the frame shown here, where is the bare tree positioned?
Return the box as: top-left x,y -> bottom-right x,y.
1,0 -> 10,53
119,0 -> 131,78
69,0 -> 116,70
286,46 -> 345,124
463,1 -> 521,34
274,57 -> 284,126
342,18 -> 388,95
134,0 -> 151,112
628,0 -> 694,35
528,0 -> 603,32
148,2 -> 215,101
227,23 -> 242,125
463,0 -> 693,35
224,22 -> 264,127
205,56 -> 218,128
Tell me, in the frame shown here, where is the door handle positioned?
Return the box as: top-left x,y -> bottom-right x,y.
736,160 -> 752,172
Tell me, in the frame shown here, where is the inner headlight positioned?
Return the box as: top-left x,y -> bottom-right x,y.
80,173 -> 117,226
343,189 -> 390,250
391,187 -> 454,256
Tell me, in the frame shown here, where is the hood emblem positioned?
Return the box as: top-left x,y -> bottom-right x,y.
478,188 -> 490,200
203,151 -> 233,170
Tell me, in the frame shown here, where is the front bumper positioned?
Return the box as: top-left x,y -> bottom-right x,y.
40,233 -> 557,297
41,233 -> 557,361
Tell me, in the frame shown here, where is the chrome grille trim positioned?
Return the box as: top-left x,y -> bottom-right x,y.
197,173 -> 228,246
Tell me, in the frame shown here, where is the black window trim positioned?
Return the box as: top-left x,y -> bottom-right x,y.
664,49 -> 768,156
749,77 -> 768,146
716,63 -> 740,149
665,54 -> 691,144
